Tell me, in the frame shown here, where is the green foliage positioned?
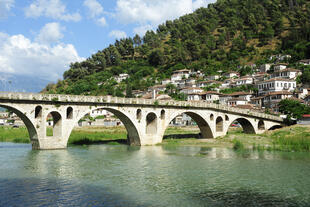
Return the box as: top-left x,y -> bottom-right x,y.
220,85 -> 256,94
233,139 -> 245,151
279,99 -> 310,125
43,0 -> 310,98
300,66 -> 310,85
279,99 -> 310,121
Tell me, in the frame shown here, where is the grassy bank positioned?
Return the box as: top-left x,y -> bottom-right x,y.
1,125 -> 310,152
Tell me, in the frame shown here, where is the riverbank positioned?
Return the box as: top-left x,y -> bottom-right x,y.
1,125 -> 310,152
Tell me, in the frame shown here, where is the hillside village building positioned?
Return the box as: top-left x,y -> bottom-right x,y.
257,78 -> 296,95
171,69 -> 190,81
298,59 -> 310,65
235,76 -> 253,86
115,73 -> 129,83
270,68 -> 301,80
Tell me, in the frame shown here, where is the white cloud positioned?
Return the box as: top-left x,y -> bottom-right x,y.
0,32 -> 83,81
114,0 -> 215,34
97,17 -> 107,27
133,24 -> 153,36
83,0 -> 103,18
25,0 -> 81,22
109,30 -> 127,39
0,0 -> 14,19
35,22 -> 64,44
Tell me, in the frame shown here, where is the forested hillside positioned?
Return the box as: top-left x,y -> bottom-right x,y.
43,0 -> 310,96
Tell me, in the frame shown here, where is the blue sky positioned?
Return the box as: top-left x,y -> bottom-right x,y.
0,0 -> 215,82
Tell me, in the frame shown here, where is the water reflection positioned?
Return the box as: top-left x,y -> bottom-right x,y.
1,143 -> 310,207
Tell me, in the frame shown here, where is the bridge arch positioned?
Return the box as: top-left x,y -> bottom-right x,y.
258,120 -> 265,130
146,112 -> 157,134
46,111 -> 63,138
165,111 -> 214,139
0,104 -> 38,147
216,116 -> 224,132
227,117 -> 256,134
268,124 -> 283,131
75,107 -> 141,146
35,106 -> 42,118
66,107 -> 73,119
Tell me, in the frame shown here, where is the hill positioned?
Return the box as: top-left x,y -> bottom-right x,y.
0,73 -> 50,93
42,0 -> 310,96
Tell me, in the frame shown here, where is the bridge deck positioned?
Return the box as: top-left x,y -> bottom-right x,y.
0,92 -> 283,122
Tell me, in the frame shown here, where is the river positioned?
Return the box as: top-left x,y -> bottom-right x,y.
1,142 -> 310,207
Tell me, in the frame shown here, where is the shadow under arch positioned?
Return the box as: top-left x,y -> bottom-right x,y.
0,104 -> 38,147
165,111 -> 214,139
75,107 -> 141,146
268,125 -> 283,131
228,118 -> 256,134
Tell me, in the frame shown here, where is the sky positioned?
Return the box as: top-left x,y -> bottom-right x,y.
0,0 -> 216,82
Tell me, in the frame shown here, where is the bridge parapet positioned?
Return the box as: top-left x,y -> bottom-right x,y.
0,92 -> 283,122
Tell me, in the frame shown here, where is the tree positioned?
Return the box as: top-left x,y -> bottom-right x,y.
279,99 -> 310,124
133,34 -> 142,47
125,83 -> 133,98
300,67 -> 310,85
148,49 -> 164,66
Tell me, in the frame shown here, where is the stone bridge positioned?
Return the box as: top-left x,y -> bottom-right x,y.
0,92 -> 284,150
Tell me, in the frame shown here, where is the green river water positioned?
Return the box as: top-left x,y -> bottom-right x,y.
1,142 -> 310,207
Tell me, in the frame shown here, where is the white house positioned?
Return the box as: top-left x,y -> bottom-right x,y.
187,91 -> 221,102
230,92 -> 253,102
148,85 -> 167,93
197,80 -> 221,88
298,59 -> 310,66
219,94 -> 232,105
220,79 -> 235,89
180,87 -> 204,95
263,91 -> 293,111
235,76 -> 253,86
171,69 -> 190,82
115,73 -> 129,83
161,79 -> 171,85
274,63 -> 288,71
90,109 -> 111,118
260,64 -> 272,73
269,54 -> 291,62
228,98 -> 248,106
203,91 -> 220,102
257,78 -> 297,95
270,68 -> 301,80
223,72 -> 239,79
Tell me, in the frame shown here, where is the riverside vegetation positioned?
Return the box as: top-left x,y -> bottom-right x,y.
1,125 -> 310,152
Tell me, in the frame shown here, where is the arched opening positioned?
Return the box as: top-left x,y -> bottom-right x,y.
35,106 -> 42,118
160,110 -> 165,119
146,112 -> 157,134
163,111 -> 213,140
227,118 -> 256,134
73,107 -> 141,146
210,114 -> 214,121
46,111 -> 62,138
258,120 -> 265,130
268,125 -> 283,131
66,107 -> 73,119
225,115 -> 229,121
136,109 -> 142,120
216,117 -> 223,132
0,104 -> 38,148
